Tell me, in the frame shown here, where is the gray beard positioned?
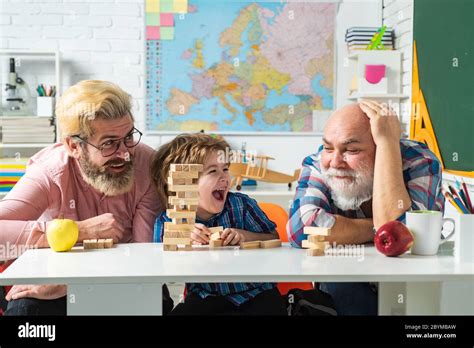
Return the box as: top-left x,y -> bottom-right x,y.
79,152 -> 134,197
331,187 -> 373,211
321,166 -> 374,211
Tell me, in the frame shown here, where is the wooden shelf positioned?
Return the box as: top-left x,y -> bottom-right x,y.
348,50 -> 400,59
347,93 -> 409,100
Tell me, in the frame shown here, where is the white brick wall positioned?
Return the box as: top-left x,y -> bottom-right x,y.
0,0 -> 387,174
0,0 -> 146,129
382,0 -> 413,132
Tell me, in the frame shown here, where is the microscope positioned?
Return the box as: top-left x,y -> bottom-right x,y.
2,58 -> 30,116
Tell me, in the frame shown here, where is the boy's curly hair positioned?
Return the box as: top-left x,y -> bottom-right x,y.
150,133 -> 231,208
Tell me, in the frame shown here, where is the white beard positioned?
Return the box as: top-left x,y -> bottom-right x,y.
321,164 -> 374,211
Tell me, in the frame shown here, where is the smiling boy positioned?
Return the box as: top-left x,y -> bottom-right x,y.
151,133 -> 287,315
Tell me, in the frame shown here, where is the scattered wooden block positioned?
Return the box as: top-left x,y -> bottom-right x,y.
260,239 -> 282,249
163,244 -> 178,251
104,239 -> 113,248
180,245 -> 193,251
308,235 -> 328,243
240,241 -> 260,250
83,238 -> 113,249
303,226 -> 332,236
209,239 -> 223,248
307,248 -> 325,256
302,240 -> 329,250
83,239 -> 97,249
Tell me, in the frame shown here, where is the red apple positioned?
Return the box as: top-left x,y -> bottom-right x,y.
374,221 -> 414,257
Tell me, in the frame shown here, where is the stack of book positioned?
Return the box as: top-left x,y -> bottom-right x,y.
0,116 -> 56,143
345,27 -> 394,52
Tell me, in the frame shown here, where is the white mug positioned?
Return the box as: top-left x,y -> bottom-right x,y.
406,210 -> 455,256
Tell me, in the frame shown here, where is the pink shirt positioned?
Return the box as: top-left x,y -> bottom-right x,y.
0,143 -> 162,259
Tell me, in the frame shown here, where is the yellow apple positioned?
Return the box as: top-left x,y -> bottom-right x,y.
46,219 -> 79,252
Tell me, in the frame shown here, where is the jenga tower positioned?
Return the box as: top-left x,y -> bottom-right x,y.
163,164 -> 203,251
302,227 -> 331,256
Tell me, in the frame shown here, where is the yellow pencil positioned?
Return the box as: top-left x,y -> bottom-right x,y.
442,190 -> 464,214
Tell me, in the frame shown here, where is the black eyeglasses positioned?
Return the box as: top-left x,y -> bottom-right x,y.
73,127 -> 143,157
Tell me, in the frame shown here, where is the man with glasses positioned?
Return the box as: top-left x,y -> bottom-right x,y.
0,80 -> 163,315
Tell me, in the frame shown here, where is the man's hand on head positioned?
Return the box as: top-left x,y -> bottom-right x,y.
359,100 -> 401,146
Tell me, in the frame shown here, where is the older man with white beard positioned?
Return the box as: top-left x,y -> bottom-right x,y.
287,100 -> 444,315
0,80 -> 164,315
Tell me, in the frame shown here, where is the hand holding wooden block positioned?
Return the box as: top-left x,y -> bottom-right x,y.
209,239 -> 223,248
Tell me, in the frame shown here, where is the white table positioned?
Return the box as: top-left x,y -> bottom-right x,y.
0,243 -> 472,315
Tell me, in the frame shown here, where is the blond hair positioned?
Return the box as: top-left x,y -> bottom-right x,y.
150,133 -> 231,208
56,80 -> 134,141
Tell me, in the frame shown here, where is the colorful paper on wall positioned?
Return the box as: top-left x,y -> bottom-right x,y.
145,0 -> 187,41
146,0 -> 160,13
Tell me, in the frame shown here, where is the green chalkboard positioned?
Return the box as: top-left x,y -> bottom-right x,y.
414,0 -> 474,172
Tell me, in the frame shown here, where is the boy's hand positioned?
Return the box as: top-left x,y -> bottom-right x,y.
221,228 -> 245,246
191,223 -> 211,245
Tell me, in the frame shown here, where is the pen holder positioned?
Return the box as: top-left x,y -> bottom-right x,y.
37,97 -> 55,117
454,214 -> 474,263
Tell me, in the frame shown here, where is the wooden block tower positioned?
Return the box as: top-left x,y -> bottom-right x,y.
163,164 -> 203,251
302,227 -> 331,256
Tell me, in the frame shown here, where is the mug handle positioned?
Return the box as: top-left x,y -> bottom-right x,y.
439,217 -> 455,244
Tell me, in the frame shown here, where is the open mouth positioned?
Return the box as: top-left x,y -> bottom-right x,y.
212,188 -> 227,201
107,162 -> 128,172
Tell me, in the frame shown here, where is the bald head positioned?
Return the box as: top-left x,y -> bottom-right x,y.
324,103 -> 370,136
323,103 -> 374,148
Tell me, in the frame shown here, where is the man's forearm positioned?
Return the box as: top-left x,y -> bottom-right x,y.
327,216 -> 374,245
372,141 -> 411,229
